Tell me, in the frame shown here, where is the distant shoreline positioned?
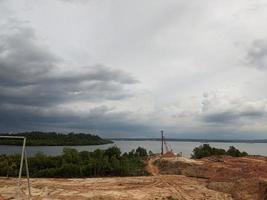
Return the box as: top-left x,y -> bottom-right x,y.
0,132 -> 113,146
109,138 -> 267,143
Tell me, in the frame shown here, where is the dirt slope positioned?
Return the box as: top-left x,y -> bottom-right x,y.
152,155 -> 267,200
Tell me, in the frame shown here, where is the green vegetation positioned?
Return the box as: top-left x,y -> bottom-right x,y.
0,132 -> 112,146
0,146 -> 148,178
191,144 -> 248,159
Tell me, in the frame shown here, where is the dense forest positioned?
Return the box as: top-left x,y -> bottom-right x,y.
191,144 -> 248,159
0,146 -> 149,178
0,132 -> 112,146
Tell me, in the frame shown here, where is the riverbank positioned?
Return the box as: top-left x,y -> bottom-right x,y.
0,132 -> 112,146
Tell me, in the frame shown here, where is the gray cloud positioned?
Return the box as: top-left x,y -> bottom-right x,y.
202,110 -> 265,124
0,26 -> 57,86
200,91 -> 267,125
0,22 -> 144,134
0,103 -> 152,136
0,24 -> 138,107
1,1 -> 267,139
246,40 -> 267,70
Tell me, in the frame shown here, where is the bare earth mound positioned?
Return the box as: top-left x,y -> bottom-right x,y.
152,155 -> 267,200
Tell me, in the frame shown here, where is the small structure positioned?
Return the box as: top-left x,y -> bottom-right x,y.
0,135 -> 31,199
160,130 -> 176,157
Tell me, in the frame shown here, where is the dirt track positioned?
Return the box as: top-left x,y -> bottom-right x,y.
0,175 -> 232,200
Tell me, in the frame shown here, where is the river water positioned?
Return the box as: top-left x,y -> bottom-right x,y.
1,140 -> 267,158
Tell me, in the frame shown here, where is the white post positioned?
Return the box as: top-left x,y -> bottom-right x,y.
24,146 -> 32,198
0,136 -> 31,199
17,137 -> 26,197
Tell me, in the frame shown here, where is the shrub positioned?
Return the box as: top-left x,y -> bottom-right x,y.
0,146 -> 148,178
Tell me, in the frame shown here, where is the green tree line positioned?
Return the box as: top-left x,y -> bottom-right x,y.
0,146 -> 149,178
191,144 -> 248,159
0,132 -> 112,146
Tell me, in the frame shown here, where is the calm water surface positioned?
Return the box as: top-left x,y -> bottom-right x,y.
0,140 -> 267,158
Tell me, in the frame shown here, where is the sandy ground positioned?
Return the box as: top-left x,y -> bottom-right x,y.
0,175 -> 232,200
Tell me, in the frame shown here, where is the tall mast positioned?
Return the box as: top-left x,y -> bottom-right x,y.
161,130 -> 164,155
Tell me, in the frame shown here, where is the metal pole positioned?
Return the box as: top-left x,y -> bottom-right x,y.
24,141 -> 31,199
17,137 -> 26,197
161,130 -> 164,155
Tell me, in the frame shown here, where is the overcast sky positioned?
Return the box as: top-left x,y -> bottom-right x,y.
0,0 -> 267,139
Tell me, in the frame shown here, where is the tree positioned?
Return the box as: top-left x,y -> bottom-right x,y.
62,148 -> 79,164
104,146 -> 121,158
135,147 -> 147,157
191,144 -> 248,159
60,163 -> 81,177
227,146 -> 248,157
191,144 -> 214,159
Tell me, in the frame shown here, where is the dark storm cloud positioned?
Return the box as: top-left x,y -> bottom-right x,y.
202,110 -> 265,124
0,25 -> 138,106
0,22 -> 145,133
0,104 -> 151,136
246,40 -> 267,70
0,26 -> 58,86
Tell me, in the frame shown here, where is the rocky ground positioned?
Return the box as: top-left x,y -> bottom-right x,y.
1,155 -> 267,200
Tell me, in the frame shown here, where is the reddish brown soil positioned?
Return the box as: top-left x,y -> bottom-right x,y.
153,155 -> 267,200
